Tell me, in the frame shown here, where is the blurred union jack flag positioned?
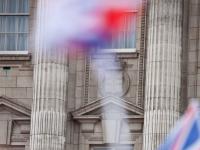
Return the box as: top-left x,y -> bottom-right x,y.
159,101 -> 200,150
42,0 -> 141,48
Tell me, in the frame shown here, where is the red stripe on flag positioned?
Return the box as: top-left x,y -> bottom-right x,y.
103,9 -> 127,31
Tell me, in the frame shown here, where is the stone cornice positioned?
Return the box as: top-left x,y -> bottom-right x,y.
0,54 -> 31,61
0,96 -> 31,117
91,51 -> 139,59
72,96 -> 144,118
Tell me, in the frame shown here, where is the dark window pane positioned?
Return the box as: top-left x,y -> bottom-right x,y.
18,0 -> 29,13
6,34 -> 17,50
0,34 -> 5,50
0,16 -> 6,32
0,0 -> 6,13
18,33 -> 27,50
24,0 -> 29,13
17,16 -> 28,32
6,16 -> 16,32
7,0 -> 17,13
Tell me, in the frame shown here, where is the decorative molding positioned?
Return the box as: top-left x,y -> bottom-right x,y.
0,54 -> 31,61
0,51 -> 29,55
136,0 -> 147,107
72,96 -> 144,117
83,55 -> 91,105
0,96 -> 31,117
91,52 -> 139,60
98,71 -> 130,97
0,96 -> 31,146
116,52 -> 139,59
72,96 -> 143,134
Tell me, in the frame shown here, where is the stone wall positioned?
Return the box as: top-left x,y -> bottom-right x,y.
0,55 -> 33,108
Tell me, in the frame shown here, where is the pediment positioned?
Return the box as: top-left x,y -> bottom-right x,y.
72,96 -> 144,120
0,96 -> 31,117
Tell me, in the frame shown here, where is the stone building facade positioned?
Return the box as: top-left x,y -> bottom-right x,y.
0,0 -> 199,150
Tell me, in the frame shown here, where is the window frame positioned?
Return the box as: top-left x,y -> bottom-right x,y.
0,0 -> 29,54
100,10 -> 138,53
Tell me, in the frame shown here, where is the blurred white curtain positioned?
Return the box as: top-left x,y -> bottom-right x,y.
0,0 -> 29,51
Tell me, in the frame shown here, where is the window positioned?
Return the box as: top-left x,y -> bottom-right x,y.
0,0 -> 29,53
100,11 -> 137,53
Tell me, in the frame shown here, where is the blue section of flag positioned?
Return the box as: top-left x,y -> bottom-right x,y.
182,120 -> 200,149
159,133 -> 177,150
158,102 -> 200,150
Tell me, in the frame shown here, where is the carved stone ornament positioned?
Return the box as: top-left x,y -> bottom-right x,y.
98,71 -> 130,97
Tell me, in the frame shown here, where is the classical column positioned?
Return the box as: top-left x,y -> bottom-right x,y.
143,0 -> 182,149
30,0 -> 68,150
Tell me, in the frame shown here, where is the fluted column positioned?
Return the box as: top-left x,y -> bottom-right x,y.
30,0 -> 68,150
143,0 -> 182,149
